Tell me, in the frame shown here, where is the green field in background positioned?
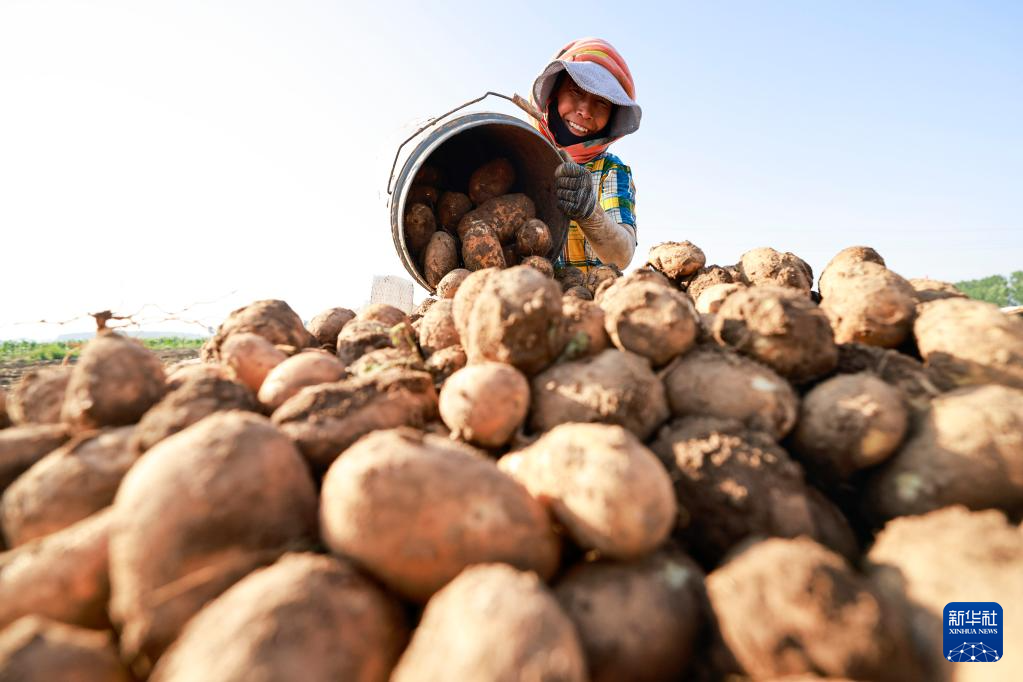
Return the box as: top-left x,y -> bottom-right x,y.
0,338 -> 206,362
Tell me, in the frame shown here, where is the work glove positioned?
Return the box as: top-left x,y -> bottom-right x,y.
554,153 -> 595,220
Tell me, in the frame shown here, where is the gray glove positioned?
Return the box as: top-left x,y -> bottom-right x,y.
554,157 -> 595,220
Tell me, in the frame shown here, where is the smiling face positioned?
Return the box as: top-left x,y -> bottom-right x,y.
555,75 -> 612,137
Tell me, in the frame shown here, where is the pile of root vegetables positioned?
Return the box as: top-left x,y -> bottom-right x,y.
404,160 -> 558,287
2,242 -> 1022,682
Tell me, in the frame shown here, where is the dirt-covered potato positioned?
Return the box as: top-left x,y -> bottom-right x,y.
440,362 -> 529,448
150,553 -> 407,682
452,268 -> 499,341
684,264 -> 735,301
863,384 -> 1023,522
256,350 -> 346,411
500,424 -> 676,558
516,217 -> 552,256
220,331 -> 288,393
907,277 -> 966,304
792,373 -> 908,482
320,428 -> 559,602
307,307 -> 355,349
404,202 -> 436,255
820,261 -> 917,347
391,564 -> 586,682
564,285 -> 593,300
647,241 -> 706,284
422,344 -> 464,387
272,368 -> 438,471
110,412 -> 318,667
818,246 -> 886,298
559,296 -> 610,361
358,304 -> 408,327
914,297 -> 1023,390
600,279 -> 699,366
461,224 -> 506,271
406,184 -> 439,208
835,342 -> 942,412
347,347 -> 425,377
468,157 -> 515,205
413,164 -> 444,187
663,346 -> 798,440
652,417 -> 857,566
464,266 -> 565,375
0,616 -> 131,682
410,297 -> 437,322
418,299 -> 459,357
437,191 -> 473,234
713,285 -> 838,384
132,372 -> 257,453
530,349 -> 669,440
707,537 -> 921,681
61,333 -> 167,431
585,263 -> 622,294
0,509 -> 115,631
555,551 -> 705,682
335,320 -> 393,368
694,282 -> 746,314
737,247 -> 813,291
520,254 -> 554,278
423,230 -> 459,289
201,299 -> 313,362
436,268 -> 470,299
1,426 -> 135,547
7,367 -> 70,425
556,265 -> 586,291
0,423 -> 71,493
475,193 -> 537,243
867,506 -> 1023,682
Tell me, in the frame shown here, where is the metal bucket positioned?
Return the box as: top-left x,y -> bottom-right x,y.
388,98 -> 568,293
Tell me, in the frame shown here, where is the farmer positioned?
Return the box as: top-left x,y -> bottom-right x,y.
530,37 -> 642,272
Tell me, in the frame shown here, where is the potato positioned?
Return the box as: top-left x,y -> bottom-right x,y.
392,563 -> 585,682
110,412 -> 318,666
451,268 -> 499,341
435,268 -> 469,299
564,285 -> 593,300
863,385 -> 1023,522
559,296 -> 610,361
418,298 -> 459,357
461,224 -> 506,271
520,255 -> 554,279
1,426 -> 135,547
914,297 -> 1023,390
647,241 -> 706,283
477,193 -> 536,243
358,303 -> 408,327
436,191 -> 472,233
220,331 -> 288,392
684,264 -> 735,301
792,373 -> 908,482
0,616 -> 131,682
406,183 -> 439,207
424,344 -> 467,388
257,350 -> 347,411
131,372 -> 257,453
907,277 -> 966,304
7,367 -> 70,425
165,360 -> 229,390
663,346 -> 798,440
585,263 -> 622,294
439,362 -> 529,448
410,296 -> 437,322
335,319 -> 392,368
411,240 -> 452,295
0,423 -> 70,493
556,265 -> 586,291
867,507 -> 1023,682
320,428 -> 560,602
600,278 -> 699,367
707,537 -> 921,681
150,553 -> 407,682
500,424 -> 676,558
347,347 -> 425,377
819,261 -> 917,347
201,299 -> 314,362
818,245 -> 886,298
0,509 -> 114,631
694,282 -> 746,314
306,307 -> 355,348
61,333 -> 167,431
412,164 -> 444,187
835,342 -> 942,412
468,157 -> 515,205
516,217 -> 552,256
624,265 -> 674,289
737,247 -> 813,291
652,417 -> 857,566
555,551 -> 705,682
272,368 -> 438,471
530,349 -> 669,440
713,285 -> 838,384
403,202 -> 436,255
463,266 -> 564,374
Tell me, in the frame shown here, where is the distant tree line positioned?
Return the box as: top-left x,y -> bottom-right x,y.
954,272 -> 1023,307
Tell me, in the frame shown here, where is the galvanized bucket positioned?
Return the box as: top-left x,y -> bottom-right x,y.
387,92 -> 568,293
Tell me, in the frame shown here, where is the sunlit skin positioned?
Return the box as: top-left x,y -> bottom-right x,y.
555,77 -> 612,136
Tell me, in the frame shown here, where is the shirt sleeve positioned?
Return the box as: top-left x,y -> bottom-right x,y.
598,161 -> 637,230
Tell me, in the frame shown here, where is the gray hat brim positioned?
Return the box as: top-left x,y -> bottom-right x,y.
532,60 -> 642,139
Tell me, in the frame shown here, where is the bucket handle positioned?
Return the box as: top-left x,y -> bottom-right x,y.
386,91 -> 542,196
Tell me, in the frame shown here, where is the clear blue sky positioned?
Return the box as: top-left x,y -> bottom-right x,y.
1,1 -> 1020,339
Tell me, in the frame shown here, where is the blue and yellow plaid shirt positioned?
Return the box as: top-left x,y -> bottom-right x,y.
554,152 -> 637,272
